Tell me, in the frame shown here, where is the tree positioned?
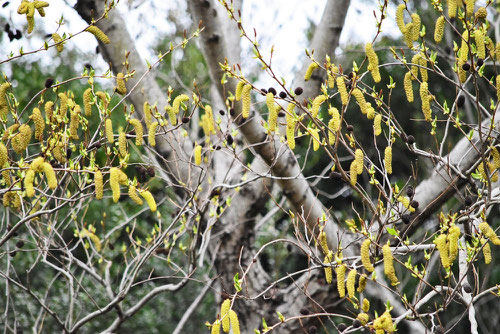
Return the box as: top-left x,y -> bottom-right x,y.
1,0 -> 500,333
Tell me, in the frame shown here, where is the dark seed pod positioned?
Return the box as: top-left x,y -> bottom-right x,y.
226,135 -> 234,146
308,326 -> 317,334
279,91 -> 287,99
445,46 -> 452,54
215,145 -> 221,150
406,186 -> 414,197
352,319 -> 362,328
260,88 -> 267,94
16,240 -> 24,248
108,243 -> 114,250
299,308 -> 310,315
14,30 -> 22,39
278,111 -> 285,117
410,200 -> 419,209
346,125 -> 354,132
464,195 -> 473,206
294,87 -> 303,95
219,109 -> 225,116
338,323 -> 347,331
84,63 -> 93,70
4,23 -> 10,32
462,63 -> 470,71
407,135 -> 415,145
402,213 -> 411,224
329,171 -> 342,180
8,31 -> 14,41
2,3 -> 9,9
348,72 -> 354,79
463,282 -> 472,293
182,117 -> 190,123
45,78 -> 54,88
10,251 -> 16,257
146,166 -> 155,177
477,58 -> 484,67
286,244 -> 292,252
268,87 -> 277,96
66,148 -> 72,159
457,95 -> 465,107
229,108 -> 235,117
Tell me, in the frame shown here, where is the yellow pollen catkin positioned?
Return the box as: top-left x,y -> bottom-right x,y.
346,268 -> 357,299
465,0 -> 475,17
411,13 -> 421,42
85,25 -> 110,44
204,105 -> 215,135
410,54 -> 420,79
266,93 -> 278,132
357,313 -> 369,325
304,62 -> 319,81
128,185 -> 143,205
26,3 -> 35,34
419,56 -> 428,82
395,4 -> 406,33
384,146 -> 392,175
30,107 -> 44,140
129,119 -> 143,146
82,88 -> 92,117
42,162 -> 57,189
12,124 -> 32,154
374,311 -> 394,333
420,82 -> 431,121
116,73 -> 127,95
118,131 -> 127,157
403,22 -> 414,48
350,160 -> 358,186
448,225 -> 461,264
383,243 -> 399,286
492,147 -> 500,169
336,263 -> 346,297
366,102 -> 375,120
310,95 -> 327,119
434,234 -> 450,268
241,84 -> 252,119
148,121 -> 158,147
496,43 -> 500,61
25,169 -> 35,197
228,310 -> 240,334
357,274 -> 367,293
365,42 -> 381,83
194,144 -> 202,165
110,168 -> 123,203
318,230 -> 329,254
434,16 -> 445,43
221,299 -> 231,333
140,190 -> 156,212
355,149 -> 364,175
310,128 -> 320,151
361,298 -> 370,312
352,88 -> 367,114
45,101 -> 54,122
211,320 -> 221,334
0,142 -> 7,167
324,253 -> 333,284
94,170 -> 103,200
58,92 -> 68,119
374,113 -> 382,136
479,222 -> 500,245
52,33 -> 64,52
171,94 -> 189,126
336,77 -> 349,106
481,238 -> 491,264
69,105 -> 80,140
143,102 -> 152,128
235,81 -> 245,101
447,0 -> 457,18
496,75 -> 500,101
361,239 -> 374,272
404,72 -> 413,102
474,29 -> 485,60
286,122 -> 295,149
0,82 -> 11,120
476,7 -> 487,20
105,118 -> 114,143
328,119 -> 336,145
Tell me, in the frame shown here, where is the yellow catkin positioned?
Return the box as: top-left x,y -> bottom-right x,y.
85,25 -> 110,44
304,62 -> 319,81
52,33 -> 64,52
350,161 -> 358,186
0,82 -> 11,120
448,225 -> 461,264
116,73 -> 127,95
384,146 -> 392,175
366,102 -> 375,120
403,22 -> 414,48
496,75 -> 500,101
318,231 -> 329,254
241,84 -> 252,119
355,149 -> 363,175
0,142 -> 7,167
395,4 -> 406,33
434,17 -> 445,44
447,0 -> 457,18
459,30 -> 470,64
336,264 -> 346,297
310,128 -> 320,151
488,162 -> 498,182
105,118 -> 114,143
12,124 -> 32,154
110,168 -> 122,203
365,42 -> 381,83
148,121 -> 158,147
140,190 -> 157,212
477,161 -> 487,182
336,77 -> 349,106
310,95 -> 327,119
492,147 -> 500,169
266,93 -> 278,132
171,94 -> 189,126
235,81 -> 245,101
204,105 -> 215,135
361,239 -> 374,272
479,222 -> 500,245
69,105 -> 80,140
194,144 -> 202,165
434,234 -> 450,268
2,170 -> 11,186
474,29 -> 485,60
374,113 -> 382,136
80,228 -> 102,252
357,313 -> 370,325
42,162 -> 57,189
476,7 -> 487,20
346,269 -> 357,299
324,253 -> 333,283
94,170 -> 103,200
128,185 -> 143,205
357,274 -> 367,293
328,119 -> 337,145
211,320 -> 221,334
45,101 -> 54,122
496,43 -> 500,61
410,54 -> 420,79
374,311 -> 394,333
26,3 -> 35,34
418,56 -> 428,82
411,13 -> 421,42
30,107 -> 44,140
228,310 -> 240,334
221,299 -> 231,332
25,169 -> 35,197
465,0 -> 475,17
286,123 -> 295,150
352,88 -> 367,115
58,92 -> 68,119
383,243 -> 399,286
361,298 -> 370,312
129,119 -> 143,146
118,131 -> 127,157
327,73 -> 335,88
143,102 -> 152,128
404,72 -> 413,102
420,82 -> 431,121
52,142 -> 66,163
83,88 -> 92,117
481,238 -> 491,264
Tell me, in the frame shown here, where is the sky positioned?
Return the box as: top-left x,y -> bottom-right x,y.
0,0 -> 399,87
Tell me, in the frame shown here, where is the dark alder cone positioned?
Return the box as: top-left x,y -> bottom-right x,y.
462,63 -> 471,71
406,186 -> 414,197
226,135 -> 234,146
477,58 -> 484,67
346,125 -> 354,132
329,171 -> 342,180
14,29 -> 22,39
410,200 -> 419,209
84,63 -> 93,70
260,88 -> 267,94
463,282 -> 472,293
278,111 -> 285,117
348,72 -> 354,79
146,166 -> 155,177
352,319 -> 362,328
182,117 -> 190,123
286,244 -> 292,252
16,240 -> 24,248
2,2 -> 9,8
229,108 -> 235,117
10,251 -> 16,257
401,213 -> 411,224
445,46 -> 452,54
338,323 -> 347,331
457,95 -> 465,107
308,326 -> 317,334
294,87 -> 303,95
299,308 -> 310,315
268,87 -> 277,96
108,243 -> 114,250
66,148 -> 72,159
464,195 -> 473,206
45,78 -> 54,88
219,109 -> 225,116
4,23 -> 10,32
407,135 -> 415,145
279,91 -> 287,99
